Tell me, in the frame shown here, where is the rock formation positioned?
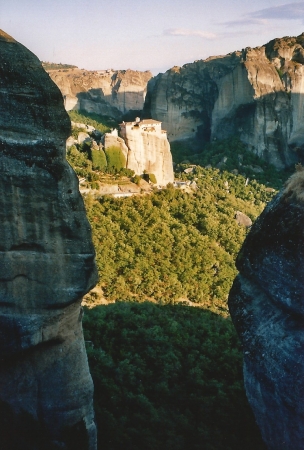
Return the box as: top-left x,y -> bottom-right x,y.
0,30 -> 98,449
228,167 -> 304,449
145,33 -> 304,169
47,67 -> 153,119
103,119 -> 174,186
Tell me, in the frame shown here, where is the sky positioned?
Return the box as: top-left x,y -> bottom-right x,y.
1,0 -> 304,75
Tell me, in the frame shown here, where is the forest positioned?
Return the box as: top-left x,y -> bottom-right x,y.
67,110 -> 289,449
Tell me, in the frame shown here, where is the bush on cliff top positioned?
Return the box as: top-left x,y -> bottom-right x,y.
68,110 -> 118,133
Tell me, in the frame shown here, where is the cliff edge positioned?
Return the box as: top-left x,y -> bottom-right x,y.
145,33 -> 304,169
0,29 -> 98,449
47,67 -> 153,119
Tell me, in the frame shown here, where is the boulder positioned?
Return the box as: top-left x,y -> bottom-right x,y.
0,29 -> 98,449
78,131 -> 91,145
235,211 -> 252,227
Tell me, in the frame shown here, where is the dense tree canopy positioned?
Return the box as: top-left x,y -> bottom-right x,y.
84,166 -> 276,314
84,302 -> 266,450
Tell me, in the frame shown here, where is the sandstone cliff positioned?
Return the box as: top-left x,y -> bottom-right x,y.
103,119 -> 174,186
228,167 -> 304,449
0,29 -> 98,449
47,67 -> 153,119
145,33 -> 304,169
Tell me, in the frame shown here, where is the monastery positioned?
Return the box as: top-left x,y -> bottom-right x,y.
120,117 -> 167,139
116,117 -> 174,186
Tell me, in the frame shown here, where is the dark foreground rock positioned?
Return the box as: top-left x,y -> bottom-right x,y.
0,30 -> 98,449
228,168 -> 304,449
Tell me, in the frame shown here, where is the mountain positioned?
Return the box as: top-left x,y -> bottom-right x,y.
144,33 -> 304,169
47,67 -> 153,119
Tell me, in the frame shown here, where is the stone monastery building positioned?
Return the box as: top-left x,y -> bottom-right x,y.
120,117 -> 167,139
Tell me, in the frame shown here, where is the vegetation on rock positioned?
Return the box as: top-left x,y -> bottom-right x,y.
105,146 -> 127,173
68,110 -> 118,133
42,61 -> 78,70
171,137 -> 292,189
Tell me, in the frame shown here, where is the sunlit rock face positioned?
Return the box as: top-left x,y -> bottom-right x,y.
104,119 -> 174,186
228,169 -> 304,449
0,29 -> 98,449
145,33 -> 304,169
47,67 -> 153,119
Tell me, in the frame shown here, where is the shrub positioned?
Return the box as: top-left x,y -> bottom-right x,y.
143,173 -> 157,184
83,302 -> 266,450
90,148 -> 107,171
148,173 -> 157,184
105,146 -> 126,172
133,175 -> 142,185
119,168 -> 135,177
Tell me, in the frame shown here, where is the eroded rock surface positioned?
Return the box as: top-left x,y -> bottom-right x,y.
47,67 -> 153,119
104,119 -> 174,186
0,29 -> 98,449
228,169 -> 304,449
145,33 -> 304,169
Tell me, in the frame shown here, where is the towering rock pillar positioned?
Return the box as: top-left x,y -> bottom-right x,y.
0,30 -> 98,449
229,168 -> 304,449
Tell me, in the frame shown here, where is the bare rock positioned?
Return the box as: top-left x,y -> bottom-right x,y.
78,131 -> 91,145
120,119 -> 174,186
0,29 -> 98,449
145,33 -> 304,169
47,68 -> 153,119
228,170 -> 304,449
235,211 -> 252,227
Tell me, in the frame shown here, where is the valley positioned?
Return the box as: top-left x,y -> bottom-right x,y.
0,26 -> 299,449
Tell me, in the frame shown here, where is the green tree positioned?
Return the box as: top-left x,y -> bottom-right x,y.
83,302 -> 266,450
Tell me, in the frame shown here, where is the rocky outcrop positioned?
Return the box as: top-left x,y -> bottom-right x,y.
47,67 -> 153,119
104,131 -> 129,162
145,33 -> 304,169
0,30 -> 98,449
104,119 -> 174,186
228,167 -> 304,449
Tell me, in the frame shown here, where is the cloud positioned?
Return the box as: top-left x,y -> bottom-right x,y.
163,28 -> 217,39
251,2 -> 304,20
222,2 -> 304,27
222,18 -> 269,28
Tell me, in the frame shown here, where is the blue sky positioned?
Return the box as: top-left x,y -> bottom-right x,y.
1,0 -> 304,74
